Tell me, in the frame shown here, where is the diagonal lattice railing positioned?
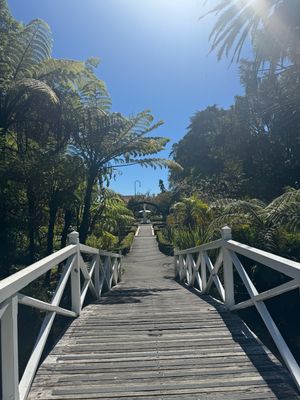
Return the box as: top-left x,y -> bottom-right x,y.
0,231 -> 122,400
174,226 -> 300,392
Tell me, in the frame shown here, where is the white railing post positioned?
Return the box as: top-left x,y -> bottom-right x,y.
118,251 -> 122,282
174,255 -> 178,278
1,295 -> 20,400
94,253 -> 100,300
178,255 -> 184,282
200,251 -> 207,291
221,226 -> 235,308
68,231 -> 81,315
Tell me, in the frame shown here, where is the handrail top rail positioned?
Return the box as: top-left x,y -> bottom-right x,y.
0,245 -> 77,304
174,238 -> 223,256
99,249 -> 122,258
227,239 -> 300,279
227,240 -> 300,269
79,243 -> 100,255
174,235 -> 300,280
0,239 -> 122,304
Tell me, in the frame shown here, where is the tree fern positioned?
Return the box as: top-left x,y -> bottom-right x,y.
0,11 -> 60,137
70,92 -> 182,242
206,192 -> 300,250
206,0 -> 300,71
3,18 -> 52,81
8,78 -> 59,105
265,188 -> 300,231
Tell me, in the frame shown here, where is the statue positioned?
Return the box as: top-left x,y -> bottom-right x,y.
138,203 -> 151,223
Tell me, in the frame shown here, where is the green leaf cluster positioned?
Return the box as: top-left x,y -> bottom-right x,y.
0,1 -> 177,277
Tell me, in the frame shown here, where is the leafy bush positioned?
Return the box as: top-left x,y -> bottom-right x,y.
86,232 -> 118,251
155,230 -> 174,256
170,227 -> 203,250
119,232 -> 135,255
277,229 -> 300,262
232,225 -> 300,263
232,224 -> 258,247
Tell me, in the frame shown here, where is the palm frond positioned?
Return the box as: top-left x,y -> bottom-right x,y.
113,157 -> 182,171
9,19 -> 53,80
8,78 -> 59,104
30,58 -> 87,82
206,0 -> 289,65
265,189 -> 300,230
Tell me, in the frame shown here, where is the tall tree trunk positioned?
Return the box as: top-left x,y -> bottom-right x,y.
89,206 -> 103,236
0,190 -> 11,278
44,197 -> 58,286
79,169 -> 97,244
26,184 -> 36,264
47,198 -> 58,255
57,208 -> 74,275
61,208 -> 73,249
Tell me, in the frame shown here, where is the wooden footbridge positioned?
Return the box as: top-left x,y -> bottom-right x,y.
1,225 -> 300,399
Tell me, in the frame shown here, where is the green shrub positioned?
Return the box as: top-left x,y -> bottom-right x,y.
170,227 -> 203,250
86,232 -> 118,251
232,224 -> 258,247
232,225 -> 300,262
277,229 -> 300,262
156,230 -> 174,256
119,232 -> 135,255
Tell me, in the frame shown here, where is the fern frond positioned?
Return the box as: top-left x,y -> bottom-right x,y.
30,58 -> 86,81
112,158 -> 182,171
11,19 -> 53,80
8,78 -> 59,104
265,189 -> 300,231
206,0 -> 282,64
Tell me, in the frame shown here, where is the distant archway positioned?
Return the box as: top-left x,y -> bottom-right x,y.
131,201 -> 162,215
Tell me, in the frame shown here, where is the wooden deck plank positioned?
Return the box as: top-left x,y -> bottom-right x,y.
28,225 -> 300,399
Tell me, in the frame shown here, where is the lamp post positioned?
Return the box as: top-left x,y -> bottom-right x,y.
134,180 -> 141,197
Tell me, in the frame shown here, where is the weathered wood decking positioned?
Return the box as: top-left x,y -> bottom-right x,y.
29,225 -> 300,399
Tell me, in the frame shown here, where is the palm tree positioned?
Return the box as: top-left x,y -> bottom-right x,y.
0,8 -> 59,262
206,0 -> 300,71
0,9 -> 57,141
0,1 -> 104,261
168,196 -> 212,249
171,195 -> 211,229
90,189 -> 135,244
0,1 -> 92,149
69,88 -> 181,242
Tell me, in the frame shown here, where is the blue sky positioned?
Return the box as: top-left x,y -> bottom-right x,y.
9,0 -> 245,195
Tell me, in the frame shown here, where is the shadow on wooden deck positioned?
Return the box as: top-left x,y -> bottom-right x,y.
179,282 -> 299,398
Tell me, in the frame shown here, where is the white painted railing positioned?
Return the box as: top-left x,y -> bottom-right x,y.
174,226 -> 300,392
0,231 -> 122,400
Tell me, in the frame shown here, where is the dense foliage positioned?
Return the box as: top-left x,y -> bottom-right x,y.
170,80 -> 300,201
166,0 -> 300,260
171,1 -> 300,203
207,0 -> 300,70
0,1 -> 178,279
164,0 -> 300,362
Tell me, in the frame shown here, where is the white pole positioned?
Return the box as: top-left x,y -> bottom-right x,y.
68,231 -> 81,315
1,295 -> 20,400
221,226 -> 235,308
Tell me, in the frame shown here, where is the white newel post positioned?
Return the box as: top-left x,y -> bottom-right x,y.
1,295 -> 20,400
94,253 -> 100,300
118,251 -> 122,282
221,226 -> 235,308
174,256 -> 178,279
200,251 -> 207,291
68,231 -> 81,315
178,255 -> 184,282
